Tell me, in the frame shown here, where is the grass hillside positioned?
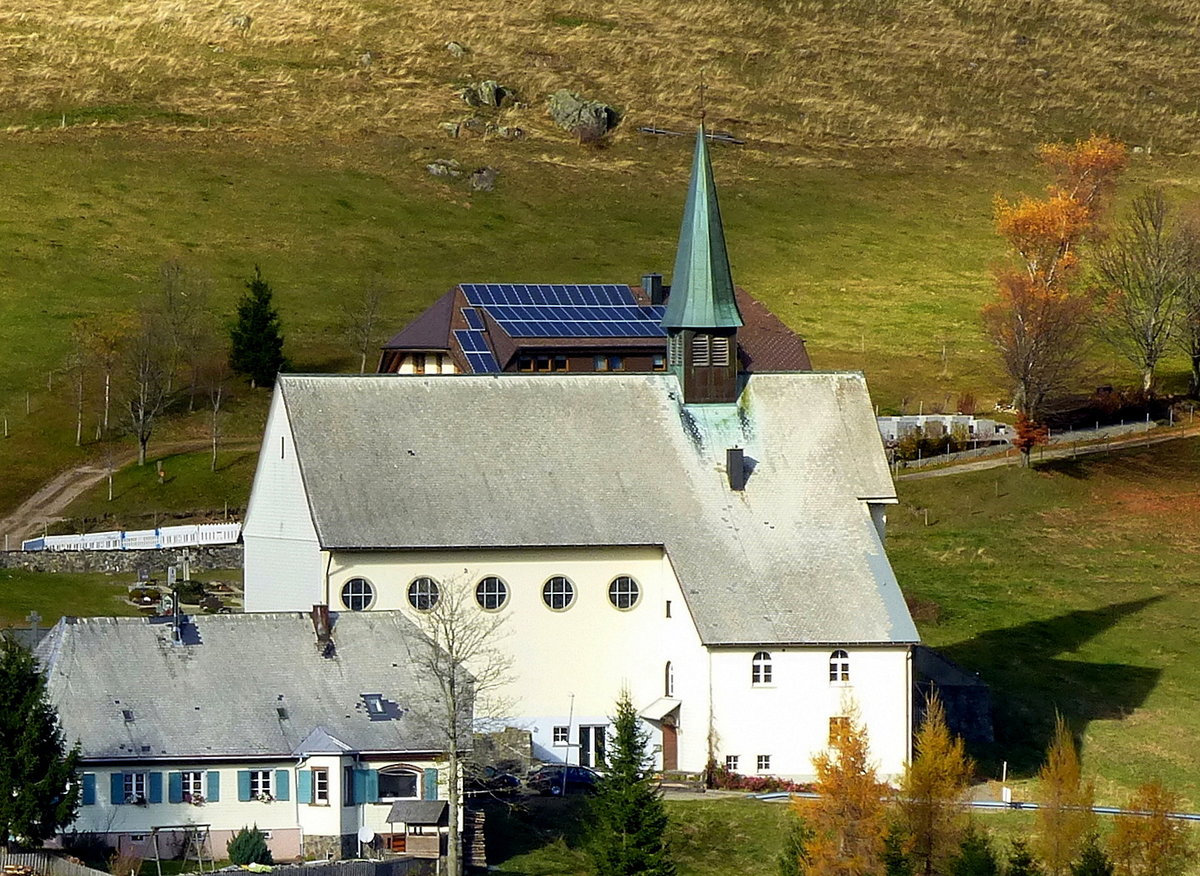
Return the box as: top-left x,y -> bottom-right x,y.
4,0 -> 1200,519
889,437 -> 1200,808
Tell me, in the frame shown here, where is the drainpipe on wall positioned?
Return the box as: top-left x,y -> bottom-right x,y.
905,645 -> 914,765
294,757 -> 305,860
323,553 -> 334,609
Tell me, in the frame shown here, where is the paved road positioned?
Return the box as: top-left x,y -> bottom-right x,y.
896,424 -> 1200,481
0,439 -> 257,547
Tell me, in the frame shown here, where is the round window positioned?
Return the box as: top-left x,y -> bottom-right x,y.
541,576 -> 575,611
608,575 -> 640,610
341,577 -> 375,612
475,576 -> 508,611
407,576 -> 440,611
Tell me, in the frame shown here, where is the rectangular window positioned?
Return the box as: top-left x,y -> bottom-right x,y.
313,768 -> 329,804
725,755 -> 739,773
517,356 -> 535,372
757,755 -> 771,773
124,772 -> 148,804
412,355 -> 425,375
378,771 -> 418,800
250,770 -> 273,800
552,726 -> 569,745
553,355 -> 569,372
711,336 -> 730,366
594,355 -> 609,372
829,717 -> 850,747
181,771 -> 204,802
652,354 -> 666,371
608,356 -> 623,371
665,600 -> 672,618
343,766 -> 355,806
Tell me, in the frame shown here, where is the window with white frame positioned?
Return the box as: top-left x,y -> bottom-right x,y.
123,772 -> 148,804
475,576 -> 508,611
552,726 -> 569,745
542,576 -> 575,611
250,770 -> 273,800
608,575 -> 640,610
725,755 -> 739,773
312,768 -> 329,804
181,771 -> 204,802
751,651 -> 773,685
664,661 -> 675,697
408,577 -> 441,611
829,649 -> 850,683
757,755 -> 771,772
341,577 -> 374,611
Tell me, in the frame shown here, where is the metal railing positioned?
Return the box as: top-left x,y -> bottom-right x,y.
21,523 -> 241,552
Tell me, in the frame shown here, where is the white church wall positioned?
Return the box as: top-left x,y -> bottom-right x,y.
325,546 -> 712,772
243,390 -> 324,613
709,645 -> 911,781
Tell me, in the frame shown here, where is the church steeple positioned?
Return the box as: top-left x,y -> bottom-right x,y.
662,126 -> 743,404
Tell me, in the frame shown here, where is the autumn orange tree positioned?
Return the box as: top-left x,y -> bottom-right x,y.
984,135 -> 1128,422
898,693 -> 973,876
1108,780 -> 1194,876
792,707 -> 889,876
1035,715 -> 1095,875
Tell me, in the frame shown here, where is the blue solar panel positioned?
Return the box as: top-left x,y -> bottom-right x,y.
465,351 -> 500,373
456,284 -> 667,338
462,308 -> 484,330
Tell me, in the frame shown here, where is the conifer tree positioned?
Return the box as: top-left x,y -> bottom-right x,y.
778,814 -> 814,876
0,636 -> 80,848
229,265 -> 287,389
883,822 -> 914,876
949,824 -> 1000,876
1009,839 -> 1046,876
1073,834 -> 1114,876
1036,715 -> 1095,875
899,693 -> 973,876
586,690 -> 675,876
796,706 -> 888,876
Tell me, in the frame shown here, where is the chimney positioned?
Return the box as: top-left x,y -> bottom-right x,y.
643,273 -> 665,306
727,447 -> 746,491
311,604 -> 331,644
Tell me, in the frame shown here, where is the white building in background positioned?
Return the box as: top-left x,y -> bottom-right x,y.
241,127 -> 920,781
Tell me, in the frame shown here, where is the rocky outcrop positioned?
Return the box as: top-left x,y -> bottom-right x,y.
548,89 -> 620,141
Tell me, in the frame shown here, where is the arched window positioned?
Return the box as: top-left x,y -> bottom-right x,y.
377,765 -> 422,801
340,578 -> 374,611
829,649 -> 850,683
407,576 -> 440,611
542,576 -> 575,611
751,651 -> 772,685
665,661 -> 675,697
475,576 -> 508,611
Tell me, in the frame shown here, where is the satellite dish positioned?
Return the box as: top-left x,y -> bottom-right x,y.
357,826 -> 375,844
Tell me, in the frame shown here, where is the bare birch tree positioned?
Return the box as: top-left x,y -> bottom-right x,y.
157,259 -> 211,405
74,313 -> 135,435
342,283 -> 390,373
1094,189 -> 1183,394
121,310 -> 173,466
1175,206 -> 1200,396
408,573 -> 512,876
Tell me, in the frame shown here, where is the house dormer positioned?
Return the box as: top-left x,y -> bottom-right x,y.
662,125 -> 744,404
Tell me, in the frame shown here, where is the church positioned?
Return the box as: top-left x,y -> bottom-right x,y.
242,128 -> 919,780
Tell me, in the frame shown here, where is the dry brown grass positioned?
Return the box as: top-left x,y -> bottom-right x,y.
2,0 -> 1200,153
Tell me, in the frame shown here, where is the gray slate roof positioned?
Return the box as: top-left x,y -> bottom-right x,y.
36,612 -> 458,762
277,372 -> 917,647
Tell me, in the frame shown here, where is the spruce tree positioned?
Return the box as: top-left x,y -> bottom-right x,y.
229,265 -> 287,388
586,690 -> 675,876
1009,839 -> 1046,876
0,636 -> 80,848
949,825 -> 1000,876
1072,834 -> 1113,876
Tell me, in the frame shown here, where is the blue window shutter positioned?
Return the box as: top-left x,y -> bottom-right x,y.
423,769 -> 438,801
297,770 -> 312,805
148,772 -> 163,804
237,770 -> 251,802
168,772 -> 183,804
110,773 -> 125,805
81,774 -> 96,806
366,769 -> 379,804
352,769 -> 366,804
275,769 -> 290,801
206,771 -> 220,803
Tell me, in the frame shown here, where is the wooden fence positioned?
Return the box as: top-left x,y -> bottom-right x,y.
271,859 -> 433,876
0,851 -> 110,876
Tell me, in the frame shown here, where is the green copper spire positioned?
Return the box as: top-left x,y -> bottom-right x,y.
661,125 -> 744,330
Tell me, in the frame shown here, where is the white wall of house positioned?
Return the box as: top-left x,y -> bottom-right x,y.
324,546 -> 712,773
394,353 -> 456,375
709,645 -> 912,780
243,393 -> 324,613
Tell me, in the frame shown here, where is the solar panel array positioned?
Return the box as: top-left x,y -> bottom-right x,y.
460,284 -> 667,338
462,307 -> 484,330
453,330 -> 500,373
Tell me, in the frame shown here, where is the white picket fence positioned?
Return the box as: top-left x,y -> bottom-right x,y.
0,851 -> 109,876
21,523 -> 241,552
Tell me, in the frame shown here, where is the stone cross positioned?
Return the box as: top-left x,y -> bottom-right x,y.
26,611 -> 41,639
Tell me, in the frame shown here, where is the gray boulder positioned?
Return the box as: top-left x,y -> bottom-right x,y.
461,80 -> 515,108
470,167 -> 498,192
548,89 -> 620,141
426,158 -> 462,178
446,41 -> 468,58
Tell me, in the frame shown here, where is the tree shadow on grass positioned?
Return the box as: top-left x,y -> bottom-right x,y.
478,795 -> 591,867
940,596 -> 1163,778
1033,457 -> 1090,479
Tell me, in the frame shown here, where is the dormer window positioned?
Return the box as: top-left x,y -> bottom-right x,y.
122,709 -> 135,723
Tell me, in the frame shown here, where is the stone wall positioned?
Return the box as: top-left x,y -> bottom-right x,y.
0,545 -> 243,575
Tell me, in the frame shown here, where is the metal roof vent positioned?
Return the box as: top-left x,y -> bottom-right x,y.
122,709 -> 135,723
727,447 -> 746,491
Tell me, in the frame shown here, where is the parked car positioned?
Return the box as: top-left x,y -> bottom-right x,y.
526,764 -> 600,796
464,765 -> 521,798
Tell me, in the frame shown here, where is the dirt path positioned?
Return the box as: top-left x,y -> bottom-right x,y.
897,423 -> 1200,482
0,439 -> 258,547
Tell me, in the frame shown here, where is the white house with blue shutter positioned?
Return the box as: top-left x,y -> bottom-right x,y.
38,611 -> 463,861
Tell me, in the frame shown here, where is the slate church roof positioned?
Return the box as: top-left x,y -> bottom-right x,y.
271,372 -> 918,648
36,612 -> 459,761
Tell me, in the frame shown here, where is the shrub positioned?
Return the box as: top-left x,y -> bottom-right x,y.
705,760 -> 813,794
227,825 -> 273,865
